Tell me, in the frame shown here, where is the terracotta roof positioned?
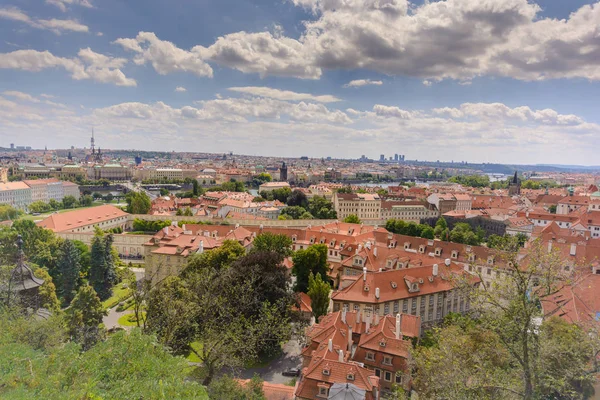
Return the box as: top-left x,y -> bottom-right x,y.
36,205 -> 128,232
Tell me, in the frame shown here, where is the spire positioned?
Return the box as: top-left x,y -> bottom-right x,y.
513,171 -> 518,184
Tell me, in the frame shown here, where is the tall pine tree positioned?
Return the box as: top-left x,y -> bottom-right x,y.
89,230 -> 117,301
57,239 -> 81,305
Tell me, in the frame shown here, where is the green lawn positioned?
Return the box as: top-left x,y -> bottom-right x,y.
102,283 -> 132,309
117,312 -> 146,327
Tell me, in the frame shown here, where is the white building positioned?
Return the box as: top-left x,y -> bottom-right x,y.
0,182 -> 32,209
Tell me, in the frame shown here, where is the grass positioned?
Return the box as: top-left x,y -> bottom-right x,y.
102,282 -> 132,309
186,342 -> 204,363
117,312 -> 146,327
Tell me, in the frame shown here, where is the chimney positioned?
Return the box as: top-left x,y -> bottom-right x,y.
342,309 -> 347,323
432,264 -> 438,276
348,327 -> 353,351
338,349 -> 344,362
395,314 -> 402,339
375,287 -> 380,299
198,240 -> 204,254
570,243 -> 576,256
356,311 -> 361,324
445,258 -> 451,266
373,246 -> 377,257
182,224 -> 186,231
363,267 -> 367,281
164,226 -> 169,235
328,338 -> 333,352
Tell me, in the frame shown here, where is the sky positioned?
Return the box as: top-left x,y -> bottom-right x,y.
1,0 -> 600,165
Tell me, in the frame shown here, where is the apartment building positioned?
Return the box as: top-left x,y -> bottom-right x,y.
557,196 -> 590,215
380,199 -> 438,223
334,192 -> 382,223
0,182 -> 31,209
426,193 -> 458,214
37,204 -> 128,233
88,164 -> 132,181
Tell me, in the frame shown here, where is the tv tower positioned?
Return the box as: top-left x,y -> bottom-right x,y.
91,128 -> 96,155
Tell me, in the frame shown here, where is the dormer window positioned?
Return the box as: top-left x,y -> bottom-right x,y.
379,340 -> 386,347
435,247 -> 441,256
292,236 -> 296,242
310,237 -> 315,244
322,368 -> 330,376
412,283 -> 418,291
468,254 -> 475,262
404,242 -> 410,250
391,281 -> 397,289
419,245 -> 425,253
347,373 -> 355,381
320,238 -> 326,244
451,250 -> 458,259
487,256 -> 494,265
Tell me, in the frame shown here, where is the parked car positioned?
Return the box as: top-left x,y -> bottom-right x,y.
282,368 -> 300,377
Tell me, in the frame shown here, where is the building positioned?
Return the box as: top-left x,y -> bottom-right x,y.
0,167 -> 8,183
380,200 -> 437,223
258,182 -> 291,192
453,194 -> 472,211
89,164 -> 132,181
508,171 -> 521,196
426,193 -> 457,215
0,181 -> 32,209
334,192 -> 382,224
280,162 -> 288,182
37,204 -> 128,233
556,196 -> 590,215
331,263 -> 476,333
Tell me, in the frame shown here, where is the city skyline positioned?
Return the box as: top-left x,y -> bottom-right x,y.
1,0 -> 600,164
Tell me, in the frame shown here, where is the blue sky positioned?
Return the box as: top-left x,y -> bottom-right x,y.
1,0 -> 600,165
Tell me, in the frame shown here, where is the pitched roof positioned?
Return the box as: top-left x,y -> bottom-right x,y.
37,205 -> 128,232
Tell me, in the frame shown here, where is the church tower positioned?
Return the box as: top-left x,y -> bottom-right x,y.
508,171 -> 521,196
280,161 -> 288,182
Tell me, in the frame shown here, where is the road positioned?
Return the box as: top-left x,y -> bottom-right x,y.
238,339 -> 303,384
103,267 -> 145,330
122,181 -> 158,200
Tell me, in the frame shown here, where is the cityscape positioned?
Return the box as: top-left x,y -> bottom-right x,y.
2,0 -> 600,399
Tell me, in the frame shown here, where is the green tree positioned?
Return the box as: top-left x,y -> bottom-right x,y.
57,239 -> 81,304
33,267 -> 61,312
548,204 -> 557,214
343,214 -> 361,224
61,195 -> 77,209
66,284 -> 107,349
208,374 -> 266,400
250,232 -> 293,259
72,240 -> 91,280
292,244 -> 329,293
79,194 -> 93,206
192,179 -> 200,196
433,217 -> 448,238
287,189 -> 308,208
48,198 -> 61,210
421,226 -> 435,239
280,206 -> 307,220
300,211 -> 314,219
28,200 -> 51,213
308,196 -> 337,219
126,191 -> 152,214
89,230 -> 117,300
307,272 -> 330,322
0,204 -> 21,221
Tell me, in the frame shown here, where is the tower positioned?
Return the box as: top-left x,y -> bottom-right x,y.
91,128 -> 95,155
280,161 -> 288,182
508,171 -> 521,196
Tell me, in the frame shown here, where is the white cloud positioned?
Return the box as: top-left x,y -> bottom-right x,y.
113,32 -> 213,78
0,48 -> 136,87
113,1 -> 600,82
0,7 -> 89,34
343,79 -> 383,88
175,86 -> 187,92
422,80 -> 432,87
46,0 -> 93,12
372,104 -> 415,119
228,86 -> 340,102
3,90 -> 40,103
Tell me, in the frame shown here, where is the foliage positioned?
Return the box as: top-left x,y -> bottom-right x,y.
385,219 -> 434,239
292,244 -> 329,292
66,284 -> 107,349
280,206 -> 308,220
33,267 -> 61,312
307,196 -> 337,219
287,189 -> 309,208
449,222 -> 484,245
250,232 -> 293,259
79,194 -> 93,206
0,323 -> 208,399
448,174 -> 491,188
28,200 -> 52,213
159,187 -> 170,196
132,218 -> 172,233
452,240 -> 598,399
336,186 -> 353,194
126,191 -> 152,214
56,239 -> 81,304
61,195 -> 78,209
343,214 -> 361,224
0,204 -> 21,221
217,180 -> 246,192
307,272 -> 330,322
433,217 -> 449,239
208,374 -> 266,400
548,204 -> 557,214
486,234 -> 528,251
260,187 -> 291,202
184,240 -> 246,275
72,240 -> 91,279
252,173 -> 272,188
89,230 -> 117,300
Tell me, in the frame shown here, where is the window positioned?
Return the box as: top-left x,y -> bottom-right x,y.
366,352 -> 375,361
375,369 -> 381,377
383,356 -> 392,365
395,373 -> 403,384
393,300 -> 399,313
318,386 -> 329,397
354,304 -> 360,312
384,303 -> 389,315
384,371 -> 392,382
402,301 -> 408,313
